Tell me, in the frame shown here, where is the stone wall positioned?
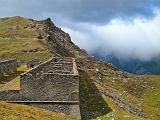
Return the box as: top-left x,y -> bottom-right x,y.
20,57 -> 79,101
0,59 -> 17,77
0,57 -> 80,118
19,57 -> 80,118
20,73 -> 79,101
0,90 -> 29,101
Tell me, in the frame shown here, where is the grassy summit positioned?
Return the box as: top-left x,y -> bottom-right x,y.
0,16 -> 35,38
0,16 -> 53,60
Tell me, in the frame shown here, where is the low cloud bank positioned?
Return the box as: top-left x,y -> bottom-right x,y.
63,10 -> 160,61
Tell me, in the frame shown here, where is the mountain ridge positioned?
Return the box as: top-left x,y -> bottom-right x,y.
93,54 -> 160,74
0,16 -> 159,120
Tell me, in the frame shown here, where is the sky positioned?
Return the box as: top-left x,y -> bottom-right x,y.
0,0 -> 160,61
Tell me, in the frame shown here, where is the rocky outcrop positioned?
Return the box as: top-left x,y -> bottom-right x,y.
25,18 -> 88,58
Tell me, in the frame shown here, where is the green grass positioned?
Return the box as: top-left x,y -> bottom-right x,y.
101,72 -> 160,120
0,101 -> 76,120
99,96 -> 145,120
141,75 -> 160,120
0,16 -> 36,38
0,39 -> 53,60
79,70 -> 147,120
144,75 -> 160,107
0,16 -> 54,61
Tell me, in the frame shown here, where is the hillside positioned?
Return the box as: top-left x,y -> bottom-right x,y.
0,16 -> 53,61
0,16 -> 88,61
0,101 -> 76,120
0,16 -> 159,120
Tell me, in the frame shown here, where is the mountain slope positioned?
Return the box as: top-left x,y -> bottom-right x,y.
0,16 -> 159,120
0,16 -> 88,61
0,16 -> 53,61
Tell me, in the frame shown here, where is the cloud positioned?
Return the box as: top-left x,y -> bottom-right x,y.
63,10 -> 160,61
0,0 -> 160,61
0,0 -> 160,24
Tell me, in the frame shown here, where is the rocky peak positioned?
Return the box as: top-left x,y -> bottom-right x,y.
24,17 -> 88,57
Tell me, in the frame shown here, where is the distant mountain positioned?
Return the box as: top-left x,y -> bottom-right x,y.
93,54 -> 160,74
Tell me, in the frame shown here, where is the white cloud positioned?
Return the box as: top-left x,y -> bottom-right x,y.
62,10 -> 160,61
0,0 -> 160,61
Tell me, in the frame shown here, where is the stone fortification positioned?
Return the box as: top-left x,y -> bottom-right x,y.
0,57 -> 81,119
20,57 -> 79,101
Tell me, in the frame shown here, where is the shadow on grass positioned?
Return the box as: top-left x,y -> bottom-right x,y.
79,70 -> 112,120
0,71 -> 23,84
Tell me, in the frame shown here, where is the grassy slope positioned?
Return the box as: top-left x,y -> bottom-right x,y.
0,16 -> 35,38
142,75 -> 160,120
79,70 -> 145,120
101,69 -> 160,120
0,16 -> 53,61
0,101 -> 76,120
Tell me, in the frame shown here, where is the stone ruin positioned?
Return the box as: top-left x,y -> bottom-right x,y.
0,59 -> 17,77
0,57 -> 81,119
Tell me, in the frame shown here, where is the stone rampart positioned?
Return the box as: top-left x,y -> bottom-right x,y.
0,57 -> 80,119
20,57 -> 79,101
20,73 -> 79,101
19,57 -> 80,118
0,90 -> 28,101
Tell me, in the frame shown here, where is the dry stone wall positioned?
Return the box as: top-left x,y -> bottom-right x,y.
20,73 -> 79,101
20,57 -> 80,118
0,57 -> 81,119
0,59 -> 17,77
20,57 -> 79,101
0,90 -> 29,101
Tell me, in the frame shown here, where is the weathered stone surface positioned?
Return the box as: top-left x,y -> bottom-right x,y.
0,57 -> 81,119
0,90 -> 29,101
20,73 -> 79,101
